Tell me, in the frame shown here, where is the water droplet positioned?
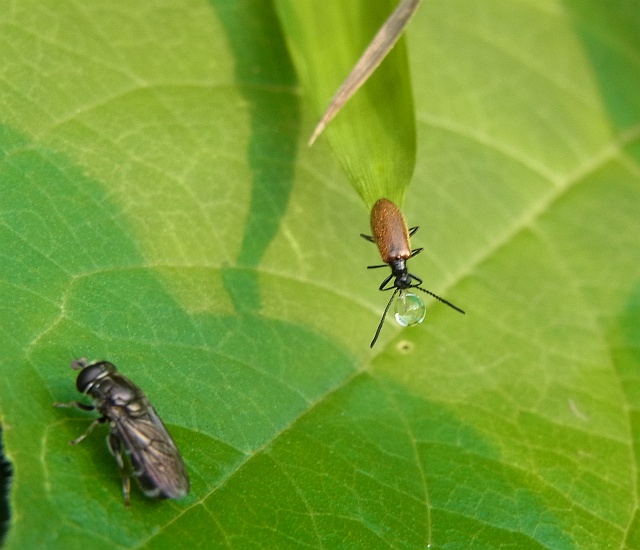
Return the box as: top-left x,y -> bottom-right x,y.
394,292 -> 426,326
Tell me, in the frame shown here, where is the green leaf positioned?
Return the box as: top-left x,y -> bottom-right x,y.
0,0 -> 639,549
274,0 -> 417,209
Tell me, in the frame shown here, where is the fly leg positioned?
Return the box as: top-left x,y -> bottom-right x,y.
52,401 -> 106,444
53,400 -> 95,412
108,431 -> 131,507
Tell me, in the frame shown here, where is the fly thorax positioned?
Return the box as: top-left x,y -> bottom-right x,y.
123,397 -> 149,417
109,384 -> 138,407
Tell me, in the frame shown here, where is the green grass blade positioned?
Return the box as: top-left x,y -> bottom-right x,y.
275,0 -> 417,208
308,0 -> 421,146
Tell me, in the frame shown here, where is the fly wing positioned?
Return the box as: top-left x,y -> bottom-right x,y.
112,405 -> 189,499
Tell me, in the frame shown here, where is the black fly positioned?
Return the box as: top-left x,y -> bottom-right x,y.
54,358 -> 189,506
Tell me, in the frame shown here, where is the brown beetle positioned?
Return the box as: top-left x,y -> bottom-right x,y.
362,198 -> 464,347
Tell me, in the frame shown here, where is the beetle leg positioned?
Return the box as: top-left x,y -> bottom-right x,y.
367,264 -> 387,269
408,226 -> 419,236
108,432 -> 131,507
409,247 -> 423,258
360,233 -> 375,242
379,273 -> 395,291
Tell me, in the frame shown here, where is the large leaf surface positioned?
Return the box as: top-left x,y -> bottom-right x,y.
0,0 -> 639,549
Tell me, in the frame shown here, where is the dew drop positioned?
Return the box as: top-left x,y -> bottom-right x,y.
394,292 -> 426,327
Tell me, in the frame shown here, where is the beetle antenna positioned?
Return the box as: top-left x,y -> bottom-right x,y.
370,288 -> 399,348
414,286 -> 465,314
